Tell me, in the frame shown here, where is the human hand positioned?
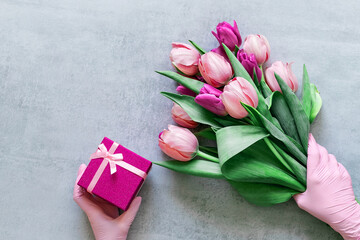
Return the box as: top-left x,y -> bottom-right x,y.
294,134 -> 360,240
73,164 -> 142,240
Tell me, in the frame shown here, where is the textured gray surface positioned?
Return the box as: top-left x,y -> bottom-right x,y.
0,0 -> 359,239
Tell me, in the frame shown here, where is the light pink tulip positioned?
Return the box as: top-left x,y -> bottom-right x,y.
171,103 -> 199,128
220,77 -> 258,119
198,52 -> 233,88
243,34 -> 270,65
158,125 -> 199,161
169,42 -> 201,76
265,61 -> 298,92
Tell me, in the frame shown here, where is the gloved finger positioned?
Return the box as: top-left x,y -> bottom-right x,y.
73,164 -> 105,219
318,144 -> 330,170
307,134 -> 321,176
116,197 -> 142,227
328,154 -> 339,175
73,164 -> 88,199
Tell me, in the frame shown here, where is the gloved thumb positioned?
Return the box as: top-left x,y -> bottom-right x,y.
115,197 -> 142,228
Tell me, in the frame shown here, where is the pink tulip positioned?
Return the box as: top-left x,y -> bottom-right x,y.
265,61 -> 298,92
243,34 -> 270,65
220,77 -> 258,119
158,125 -> 199,161
169,42 -> 201,76
198,52 -> 233,88
171,103 -> 199,128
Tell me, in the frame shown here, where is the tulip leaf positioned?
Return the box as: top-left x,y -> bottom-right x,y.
153,160 -> 224,179
269,92 -> 301,143
222,43 -> 252,82
194,128 -> 216,140
310,83 -> 322,123
161,92 -> 222,128
301,64 -> 312,119
271,141 -> 307,186
241,103 -> 307,165
216,125 -> 305,192
275,74 -> 310,152
199,146 -> 218,157
188,40 -> 206,55
260,78 -> 272,97
222,44 -> 282,130
228,181 -> 300,206
156,71 -> 204,94
214,115 -> 248,127
234,45 -> 240,56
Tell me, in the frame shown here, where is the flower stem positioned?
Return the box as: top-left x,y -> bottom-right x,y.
197,150 -> 220,163
264,138 -> 294,174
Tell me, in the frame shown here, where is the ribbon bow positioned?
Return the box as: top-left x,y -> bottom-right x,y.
91,143 -> 124,175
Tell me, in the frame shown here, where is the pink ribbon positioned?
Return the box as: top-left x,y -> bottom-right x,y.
87,142 -> 147,194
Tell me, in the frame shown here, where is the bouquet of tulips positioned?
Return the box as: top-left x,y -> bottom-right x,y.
155,21 -> 322,206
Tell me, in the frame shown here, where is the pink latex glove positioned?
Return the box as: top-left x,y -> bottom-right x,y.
73,164 -> 142,240
294,134 -> 360,240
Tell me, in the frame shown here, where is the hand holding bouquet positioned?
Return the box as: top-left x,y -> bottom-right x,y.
155,20 -> 359,239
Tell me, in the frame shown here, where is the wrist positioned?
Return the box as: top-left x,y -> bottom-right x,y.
330,201 -> 360,240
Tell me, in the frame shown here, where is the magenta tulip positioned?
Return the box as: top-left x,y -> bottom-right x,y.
158,125 -> 199,161
171,103 -> 199,128
195,84 -> 227,116
176,85 -> 196,97
212,20 -> 242,51
198,52 -> 233,88
169,42 -> 201,76
265,61 -> 298,92
243,34 -> 270,65
220,77 -> 258,119
237,49 -> 262,82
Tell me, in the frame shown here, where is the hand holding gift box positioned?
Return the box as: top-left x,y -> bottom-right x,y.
78,137 -> 152,211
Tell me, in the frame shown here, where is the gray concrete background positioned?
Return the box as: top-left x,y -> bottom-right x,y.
0,0 -> 359,239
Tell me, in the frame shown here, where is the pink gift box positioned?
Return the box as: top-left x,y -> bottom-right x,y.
78,137 -> 152,211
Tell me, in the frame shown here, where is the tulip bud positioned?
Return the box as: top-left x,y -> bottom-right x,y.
171,103 -> 199,128
243,34 -> 270,65
176,85 -> 196,97
169,42 -> 201,76
265,61 -> 298,92
198,52 -> 233,88
212,20 -> 242,51
237,49 -> 262,82
195,84 -> 227,116
220,77 -> 258,119
158,125 -> 199,161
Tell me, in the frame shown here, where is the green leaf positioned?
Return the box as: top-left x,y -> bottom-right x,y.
161,92 -> 222,128
269,92 -> 301,143
260,78 -> 272,97
222,44 -> 282,130
272,142 -> 307,186
216,125 -> 305,192
156,71 -> 204,94
153,160 -> 224,179
214,115 -> 248,127
310,83 -> 322,123
199,145 -> 218,155
194,128 -> 216,140
228,181 -> 300,206
301,64 -> 312,119
275,74 -> 310,152
234,45 -> 240,56
242,103 -> 307,165
188,40 -> 206,55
